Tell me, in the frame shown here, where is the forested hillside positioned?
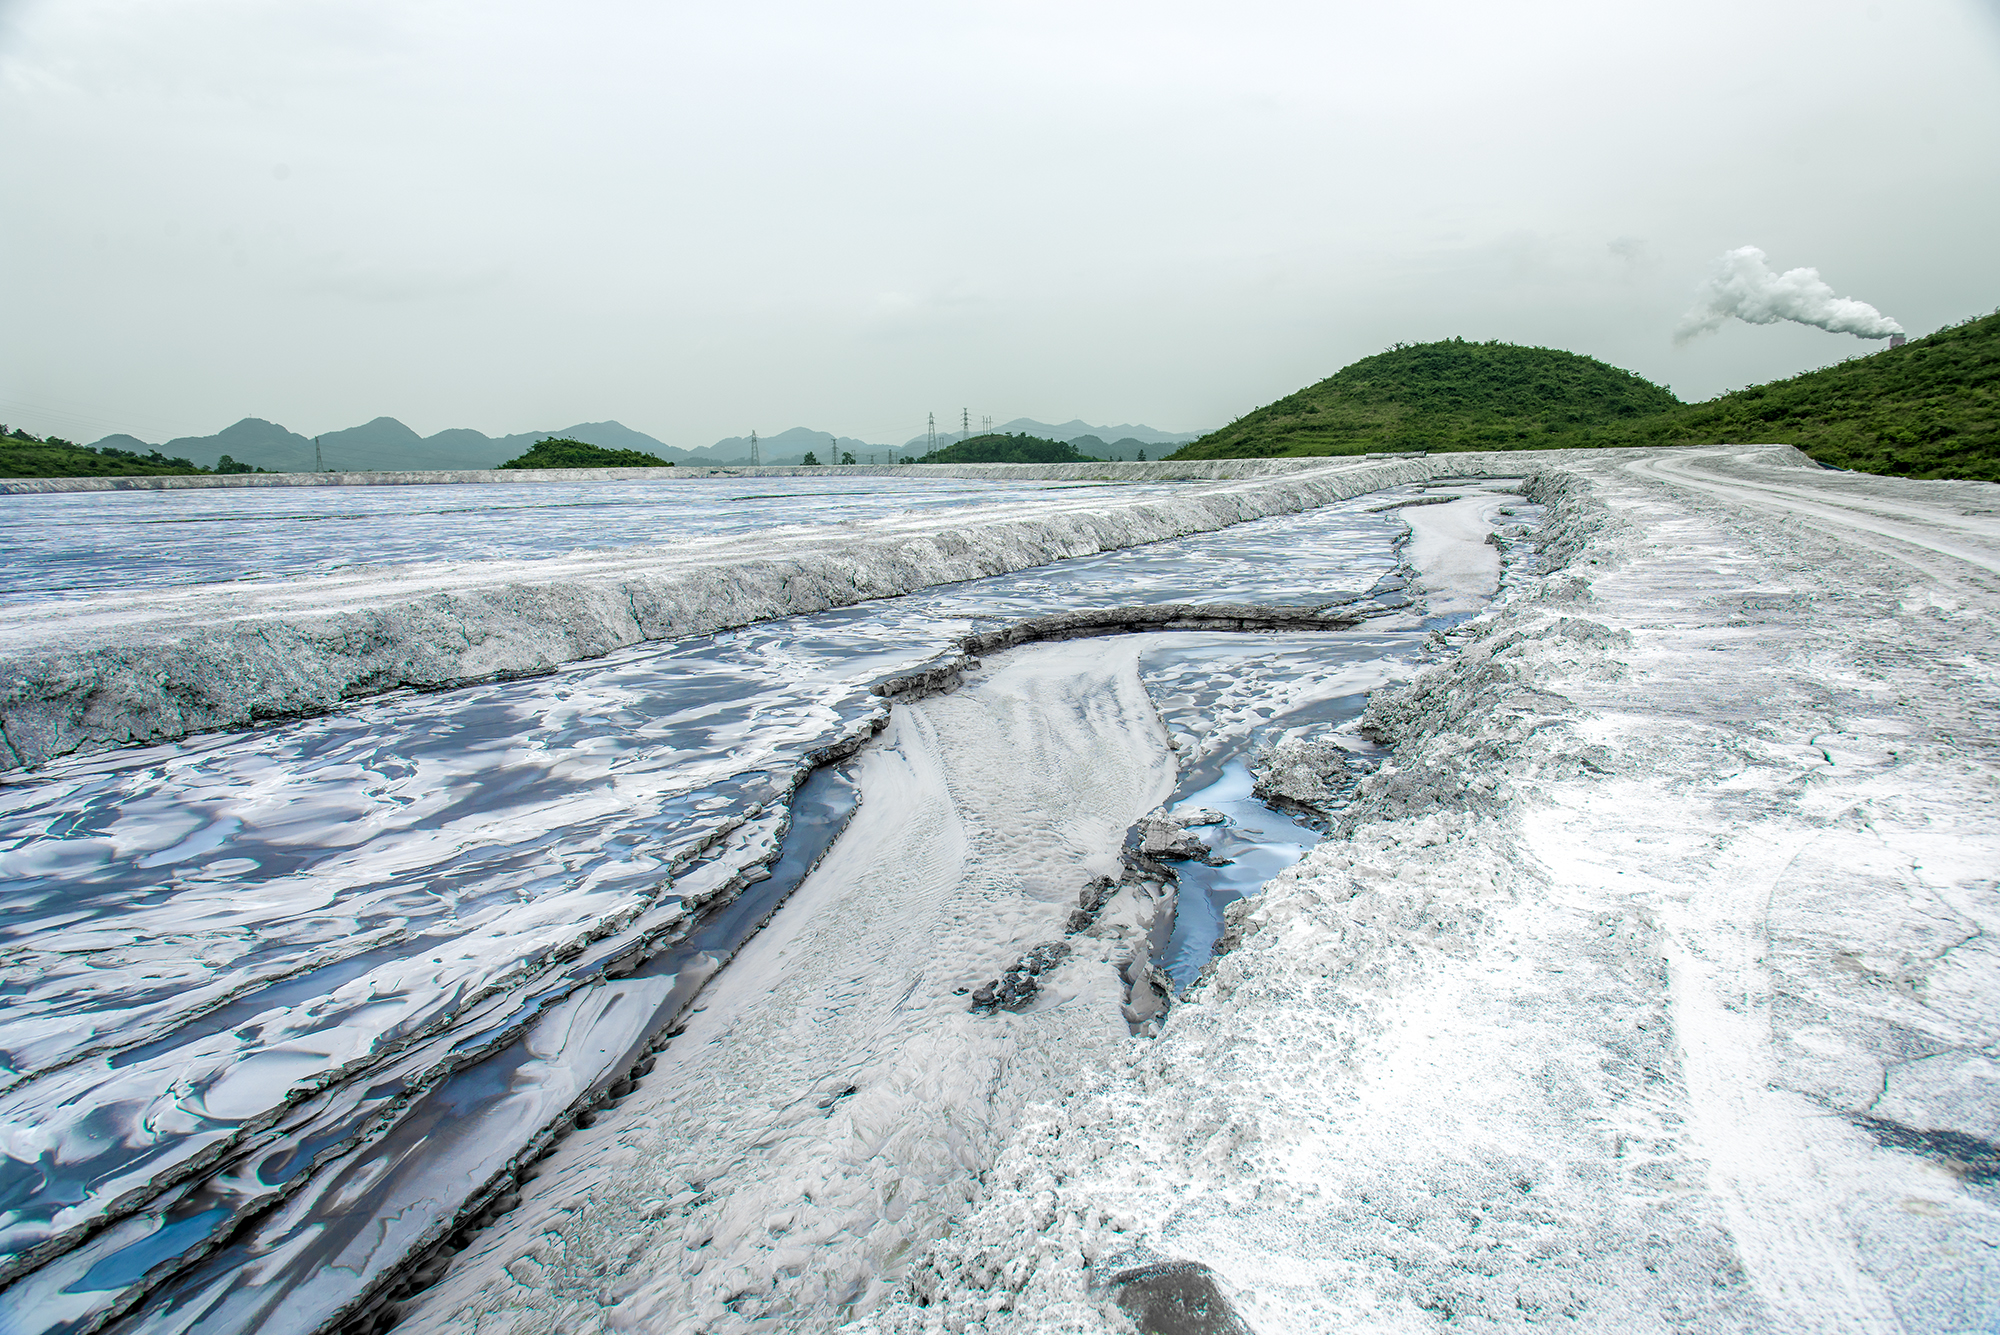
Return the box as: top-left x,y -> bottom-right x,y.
1600,312 -> 1998,479
917,433 -> 1098,464
498,437 -> 672,469
0,428 -> 237,478
1170,316 -> 1999,481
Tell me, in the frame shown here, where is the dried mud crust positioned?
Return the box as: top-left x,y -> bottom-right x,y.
857,452 -> 2000,1334
870,600 -> 1399,704
963,833 -> 1188,1029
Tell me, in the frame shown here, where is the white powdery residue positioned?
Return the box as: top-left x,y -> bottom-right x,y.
870,813 -> 1751,1334
859,446 -> 2000,1335
1137,631 -> 1413,776
1394,485 -> 1516,617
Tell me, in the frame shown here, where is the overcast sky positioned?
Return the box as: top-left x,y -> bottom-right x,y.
4,0 -> 1997,448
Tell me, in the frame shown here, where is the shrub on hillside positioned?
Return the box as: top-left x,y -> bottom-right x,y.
918,433 -> 1096,464
499,437 -> 672,469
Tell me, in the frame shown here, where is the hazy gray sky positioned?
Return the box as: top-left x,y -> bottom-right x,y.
4,0 -> 1997,448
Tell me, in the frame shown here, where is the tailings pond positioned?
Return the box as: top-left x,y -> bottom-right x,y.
0,476 -> 1196,605
0,475 -> 1534,1334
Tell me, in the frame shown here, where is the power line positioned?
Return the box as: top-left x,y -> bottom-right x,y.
0,396 -> 198,443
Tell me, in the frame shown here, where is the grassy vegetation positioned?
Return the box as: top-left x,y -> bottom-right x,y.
1171,338 -> 1679,461
499,437 -> 671,469
0,428 -> 217,479
1169,314 -> 2000,482
918,432 -> 1098,464
1593,313 -> 1999,479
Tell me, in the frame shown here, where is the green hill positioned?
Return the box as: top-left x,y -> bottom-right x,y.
1172,339 -> 1681,461
1169,316 -> 1999,481
918,433 -> 1099,464
0,429 -> 219,479
499,437 -> 671,469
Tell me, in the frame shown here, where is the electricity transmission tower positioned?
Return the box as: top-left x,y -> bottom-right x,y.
961,408 -> 969,442
927,412 -> 936,454
749,429 -> 759,465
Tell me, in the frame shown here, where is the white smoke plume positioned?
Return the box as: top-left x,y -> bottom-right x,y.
1674,245 -> 1903,344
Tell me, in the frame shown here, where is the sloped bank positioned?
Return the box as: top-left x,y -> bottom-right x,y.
861,450 -> 2000,1333
0,456 -> 1519,771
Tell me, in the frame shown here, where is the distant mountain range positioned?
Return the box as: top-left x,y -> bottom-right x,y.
90,415 -> 1206,472
900,418 -> 1203,461
703,427 -> 898,467
89,419 -> 758,473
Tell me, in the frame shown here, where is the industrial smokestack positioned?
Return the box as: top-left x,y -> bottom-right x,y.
1674,246 -> 1903,344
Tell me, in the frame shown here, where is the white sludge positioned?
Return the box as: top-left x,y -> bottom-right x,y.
11,444 -> 1993,1335
0,482 -> 1440,1335
400,638 -> 1178,1333
1392,482 -> 1519,618
861,448 -> 2000,1335
390,488 -> 1533,1334
0,458 -> 1450,770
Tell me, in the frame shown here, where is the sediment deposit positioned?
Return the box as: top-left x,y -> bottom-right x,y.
865,448 -> 2000,1335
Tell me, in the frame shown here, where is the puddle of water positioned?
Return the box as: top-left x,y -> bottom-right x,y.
1131,642 -> 1396,993
1160,765 -> 1325,991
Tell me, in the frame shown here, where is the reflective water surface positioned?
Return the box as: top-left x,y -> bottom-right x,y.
0,475 -> 1192,604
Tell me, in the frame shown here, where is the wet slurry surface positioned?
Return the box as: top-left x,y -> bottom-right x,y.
0,475 -> 1191,605
0,479 -> 1525,1334
1133,636 -> 1400,993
